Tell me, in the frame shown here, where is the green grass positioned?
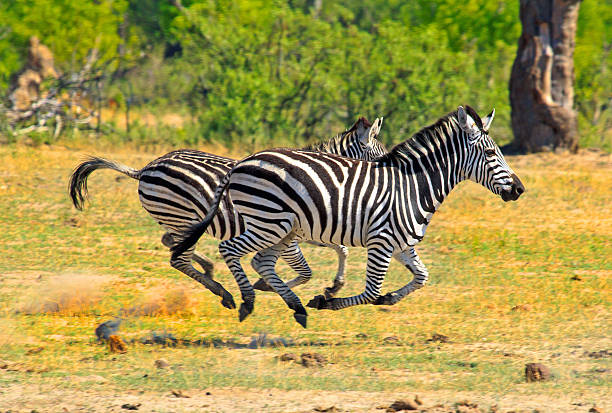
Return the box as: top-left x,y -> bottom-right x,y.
0,144 -> 610,410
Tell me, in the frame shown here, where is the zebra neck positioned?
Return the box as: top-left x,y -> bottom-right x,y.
391,126 -> 466,230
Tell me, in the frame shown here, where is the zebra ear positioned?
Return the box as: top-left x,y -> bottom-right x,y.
482,108 -> 495,132
457,106 -> 479,135
368,117 -> 383,141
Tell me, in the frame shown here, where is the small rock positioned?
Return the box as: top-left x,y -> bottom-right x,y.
585,350 -> 611,359
414,395 -> 423,406
511,304 -> 532,312
95,318 -> 122,340
570,274 -> 583,281
314,406 -> 342,412
589,407 -> 603,413
356,333 -> 367,339
205,391 -> 212,395
383,336 -> 401,345
426,333 -> 449,343
525,363 -> 551,382
26,347 -> 44,355
300,352 -> 328,367
109,335 -> 127,353
455,400 -> 481,413
171,390 -> 190,398
121,403 -> 140,410
278,353 -> 298,362
386,399 -> 418,411
155,359 -> 170,369
0,360 -> 9,369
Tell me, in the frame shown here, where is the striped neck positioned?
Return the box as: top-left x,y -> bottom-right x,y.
383,113 -> 468,221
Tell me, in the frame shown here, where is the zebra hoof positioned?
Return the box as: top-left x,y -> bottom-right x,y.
252,278 -> 273,292
239,301 -> 254,322
221,293 -> 236,310
372,293 -> 396,306
293,312 -> 308,328
306,294 -> 328,310
324,287 -> 337,300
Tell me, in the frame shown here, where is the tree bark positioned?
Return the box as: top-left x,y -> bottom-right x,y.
509,0 -> 581,153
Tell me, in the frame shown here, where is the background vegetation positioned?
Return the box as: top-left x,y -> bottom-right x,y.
0,0 -> 610,151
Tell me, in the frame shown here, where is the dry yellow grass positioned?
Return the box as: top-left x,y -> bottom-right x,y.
0,143 -> 610,412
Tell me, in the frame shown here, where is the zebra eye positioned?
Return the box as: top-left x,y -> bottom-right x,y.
485,148 -> 496,157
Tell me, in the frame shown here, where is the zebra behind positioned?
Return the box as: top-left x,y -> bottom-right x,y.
69,117 -> 387,310
172,106 -> 525,327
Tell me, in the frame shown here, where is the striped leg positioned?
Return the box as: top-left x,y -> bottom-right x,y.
251,241 -> 312,291
307,245 -> 393,311
322,244 -> 348,298
252,242 -> 348,296
219,228 -> 307,325
373,247 -> 429,305
162,233 -> 215,276
250,234 -> 309,328
162,233 -> 236,310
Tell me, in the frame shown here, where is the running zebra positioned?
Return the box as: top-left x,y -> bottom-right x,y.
69,117 -> 387,310
171,106 -> 525,327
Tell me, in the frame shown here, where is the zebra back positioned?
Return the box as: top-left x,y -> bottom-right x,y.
139,117 -> 386,239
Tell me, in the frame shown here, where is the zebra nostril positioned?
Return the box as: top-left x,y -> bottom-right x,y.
515,185 -> 524,195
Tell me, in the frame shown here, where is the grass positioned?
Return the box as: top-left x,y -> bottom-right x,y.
0,143 -> 610,411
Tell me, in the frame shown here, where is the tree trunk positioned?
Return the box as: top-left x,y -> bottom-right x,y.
509,0 -> 581,153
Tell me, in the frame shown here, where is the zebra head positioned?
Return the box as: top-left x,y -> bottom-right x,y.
351,117 -> 387,160
457,106 -> 525,202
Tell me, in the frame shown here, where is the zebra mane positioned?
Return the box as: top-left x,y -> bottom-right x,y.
376,106 -> 482,163
302,117 -> 371,152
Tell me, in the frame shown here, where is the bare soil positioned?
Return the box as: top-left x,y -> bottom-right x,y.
0,384 -> 608,412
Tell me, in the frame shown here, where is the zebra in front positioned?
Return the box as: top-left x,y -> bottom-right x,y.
172,106 -> 525,327
69,117 -> 386,310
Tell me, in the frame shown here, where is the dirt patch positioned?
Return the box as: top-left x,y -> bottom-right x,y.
1,385 -> 607,413
16,273 -> 107,315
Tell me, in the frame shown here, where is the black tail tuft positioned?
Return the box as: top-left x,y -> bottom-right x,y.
68,157 -> 140,210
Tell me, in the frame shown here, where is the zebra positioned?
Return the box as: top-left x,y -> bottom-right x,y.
171,106 -> 525,328
69,117 -> 387,310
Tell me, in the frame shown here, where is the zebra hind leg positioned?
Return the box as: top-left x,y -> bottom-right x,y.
162,233 -> 235,310
162,233 -> 215,277
221,230 -> 308,327
251,237 -> 308,328
252,241 -> 312,292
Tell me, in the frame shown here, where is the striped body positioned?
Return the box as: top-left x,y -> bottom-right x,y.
138,150 -> 242,239
171,106 -> 525,326
70,117 -> 386,310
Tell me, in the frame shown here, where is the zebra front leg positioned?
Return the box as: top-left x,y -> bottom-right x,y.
307,245 -> 392,311
303,241 -> 349,297
373,248 -> 429,306
252,235 -> 309,328
252,241 -> 312,292
323,244 -> 348,299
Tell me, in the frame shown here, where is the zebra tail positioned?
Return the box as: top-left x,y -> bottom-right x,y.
171,172 -> 233,260
69,156 -> 140,210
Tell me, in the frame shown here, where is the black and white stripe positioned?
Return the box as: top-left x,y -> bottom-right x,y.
172,106 -> 525,327
69,117 -> 387,310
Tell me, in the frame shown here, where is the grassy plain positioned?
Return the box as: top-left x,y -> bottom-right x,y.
0,143 -> 610,412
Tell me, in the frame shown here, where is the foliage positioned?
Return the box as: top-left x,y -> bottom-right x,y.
0,0 -> 610,151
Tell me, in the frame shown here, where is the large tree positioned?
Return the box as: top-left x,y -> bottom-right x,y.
509,0 -> 581,153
